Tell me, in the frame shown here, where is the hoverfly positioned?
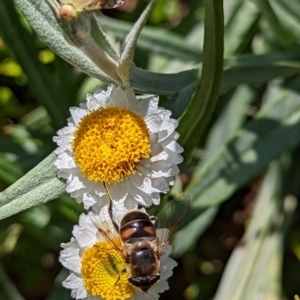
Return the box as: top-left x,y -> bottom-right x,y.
90,183 -> 189,293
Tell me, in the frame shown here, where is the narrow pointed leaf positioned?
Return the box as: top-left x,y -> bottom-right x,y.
270,0 -> 300,43
172,206 -> 218,257
130,65 -> 198,95
164,82 -> 197,119
0,263 -> 25,300
91,13 -> 119,61
214,161 -> 285,300
118,0 -> 158,84
224,0 -> 259,56
97,15 -> 201,62
222,55 -> 300,90
178,0 -> 224,160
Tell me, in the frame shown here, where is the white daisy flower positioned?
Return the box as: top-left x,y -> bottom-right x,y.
59,204 -> 178,300
53,85 -> 183,210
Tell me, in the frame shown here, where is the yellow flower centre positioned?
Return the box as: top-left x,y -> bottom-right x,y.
72,106 -> 151,184
81,239 -> 135,300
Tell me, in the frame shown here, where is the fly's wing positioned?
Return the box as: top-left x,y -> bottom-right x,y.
155,195 -> 189,257
102,0 -> 124,9
89,211 -> 126,260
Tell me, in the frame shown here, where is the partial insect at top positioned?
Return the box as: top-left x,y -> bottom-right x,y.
100,0 -> 124,9
57,0 -> 124,12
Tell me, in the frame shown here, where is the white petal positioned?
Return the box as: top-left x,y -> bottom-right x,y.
106,180 -> 130,202
161,244 -> 172,259
138,96 -> 159,116
57,169 -> 72,180
144,115 -> 162,133
90,197 -> 107,213
82,192 -> 98,209
150,150 -> 169,162
150,141 -> 164,158
132,192 -> 149,207
73,215 -> 98,248
165,176 -> 175,186
89,88 -> 109,108
133,290 -> 159,300
73,226 -> 97,248
60,239 -> 81,273
148,161 -> 180,178
54,140 -> 73,154
158,119 -> 178,142
54,152 -> 76,169
163,138 -> 184,154
164,148 -> 184,164
151,192 -> 161,205
137,176 -> 153,194
151,279 -> 169,294
121,193 -> 139,209
125,88 -> 139,113
109,86 -> 129,107
151,177 -> 169,193
55,124 -> 76,137
66,175 -> 86,193
63,273 -> 87,299
69,107 -> 88,126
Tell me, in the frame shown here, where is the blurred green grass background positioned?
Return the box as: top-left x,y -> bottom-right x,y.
1,0 -> 300,299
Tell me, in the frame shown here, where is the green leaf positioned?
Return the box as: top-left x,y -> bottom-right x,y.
90,14 -> 120,61
172,206 -> 218,257
0,153 -> 65,220
213,160 -> 290,300
13,0 -> 112,83
172,85 -> 254,256
188,88 -> 300,210
118,0 -> 158,85
130,66 -> 199,95
178,0 -> 224,159
174,87 -> 300,256
133,54 -> 300,95
205,85 -> 255,159
222,55 -> 300,90
97,15 -> 201,62
224,0 -> 259,56
164,82 -> 197,119
256,0 -> 296,44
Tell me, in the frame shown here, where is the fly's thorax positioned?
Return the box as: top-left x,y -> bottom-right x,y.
120,211 -> 157,243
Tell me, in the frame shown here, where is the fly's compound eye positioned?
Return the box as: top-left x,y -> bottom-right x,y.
128,274 -> 160,292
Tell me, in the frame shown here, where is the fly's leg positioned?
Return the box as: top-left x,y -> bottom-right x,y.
103,182 -> 119,232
